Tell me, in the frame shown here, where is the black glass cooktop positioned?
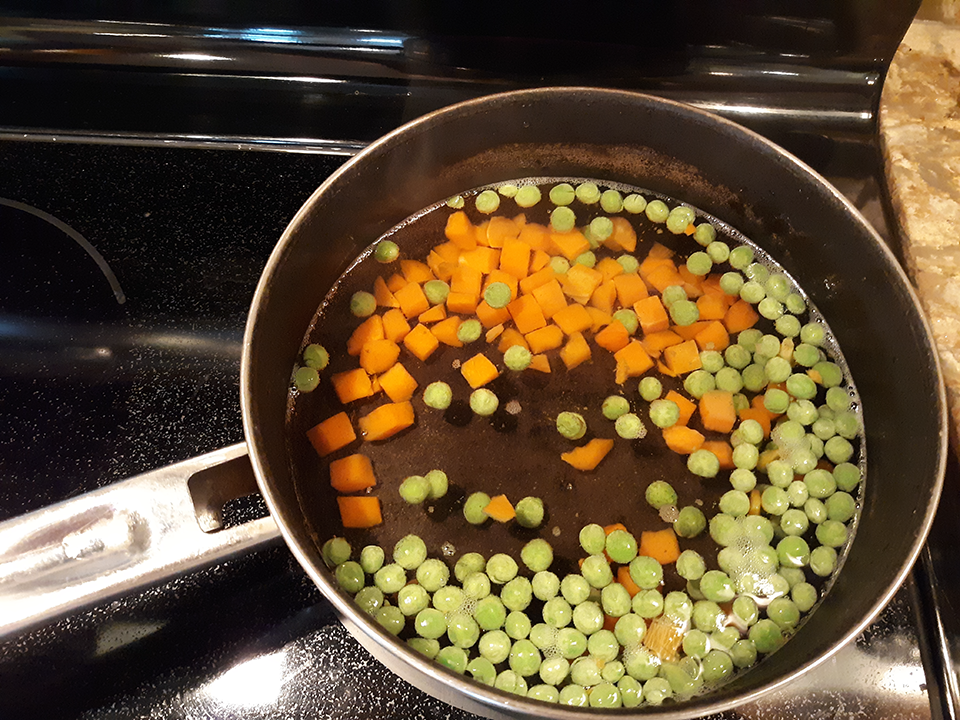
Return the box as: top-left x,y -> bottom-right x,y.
0,133 -> 944,719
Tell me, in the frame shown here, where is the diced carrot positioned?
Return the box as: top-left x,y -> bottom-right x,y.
426,251 -> 454,281
617,566 -> 642,597
417,303 -> 447,324
662,339 -> 702,375
634,295 -> 670,334
699,390 -> 737,433
497,327 -> 529,353
561,438 -> 615,471
373,276 -> 399,308
643,261 -> 685,293
560,331 -> 592,370
647,241 -> 675,259
432,241 -> 462,264
483,494 -> 516,522
694,320 -> 730,352
594,320 -> 630,353
724,299 -> 760,333
531,279 -> 568,319
358,400 -> 415,441
306,412 -> 357,457
642,330 -> 684,355
560,264 -> 604,304
499,238 -> 531,280
665,390 -> 697,426
519,223 -> 550,251
376,289 -> 404,326
525,324 -> 565,354
696,293 -> 727,321
605,216 -> 637,252
748,489 -> 763,516
337,496 -> 382,528
359,338 -> 401,375
460,246 -> 500,275
519,266 -> 556,295
329,453 -> 377,493
461,352 -> 500,388
331,367 -> 374,404
662,425 -> 705,454
347,315 -> 384,356
702,440 -> 735,469
475,299 -> 511,328
603,613 -> 620,633
403,323 -> 440,362
394,282 -> 430,319
446,291 -> 478,315
378,362 -> 418,402
445,210 -> 477,249
485,216 -> 520,249
552,303 -> 593,335
678,266 -> 704,297
549,229 -> 591,261
613,273 -> 649,307
589,280 -> 618,315
529,353 -> 551,373
386,273 -> 408,293
604,522 -> 628,535
401,259 -> 435,285
644,615 -> 684,662
638,528 -> 681,565
672,321 -> 710,341
529,249 -> 551,272
450,265 -> 483,298
485,324 -> 504,343
738,406 -> 772,437
613,340 -> 654,384
586,307 -> 613,333
473,220 -> 490,247
430,316 -> 463,347
595,257 -> 624,282
507,294 -> 547,334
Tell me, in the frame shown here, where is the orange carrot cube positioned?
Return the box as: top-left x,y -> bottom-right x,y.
306,412 -> 357,457
461,352 -> 500,388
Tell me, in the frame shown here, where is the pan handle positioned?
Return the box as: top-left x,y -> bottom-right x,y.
0,443 -> 282,640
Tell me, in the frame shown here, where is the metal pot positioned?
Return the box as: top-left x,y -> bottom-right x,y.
0,88 -> 946,718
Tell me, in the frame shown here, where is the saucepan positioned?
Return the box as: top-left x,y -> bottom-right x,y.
0,88 -> 946,718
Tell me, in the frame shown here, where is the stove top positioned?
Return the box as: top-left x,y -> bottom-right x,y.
0,134 -> 944,719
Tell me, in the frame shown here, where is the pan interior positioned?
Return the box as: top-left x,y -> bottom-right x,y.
285,175 -> 865,705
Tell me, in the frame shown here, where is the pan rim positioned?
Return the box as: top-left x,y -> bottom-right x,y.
241,86 -> 947,718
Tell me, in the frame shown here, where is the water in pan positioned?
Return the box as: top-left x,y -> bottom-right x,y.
286,178 -> 865,708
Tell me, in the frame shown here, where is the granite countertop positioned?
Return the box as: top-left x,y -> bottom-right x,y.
880,18 -> 960,444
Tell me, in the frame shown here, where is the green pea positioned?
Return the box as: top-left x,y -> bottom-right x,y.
335,561 -> 365,594
792,582 -> 819,612
515,185 -> 542,208
662,285 -> 687,307
810,546 -> 838,577
561,574 -> 591,605
486,553 -> 518,584
291,362 -> 321,393
354,586 -> 384,615
643,676 -> 674,705
558,684 -> 588,706
373,239 -> 399,263
408,636 -> 440,659
463,571 -> 491,600
699,570 -> 735,603
613,308 -> 639,334
550,256 -> 570,274
674,506 -> 707,538
645,199 -> 669,223
532,571 -> 560,601
376,605 -> 405,635
570,656 -> 603,687
617,254 -> 639,273
729,245 -> 754,270
730,639 -> 758,669
463,492 -> 491,525
615,412 -> 646,439
516,498 -> 546,530
475,189 -> 500,214
454,552 -> 485,582
670,299 -> 700,326
358,544 -> 384,575
504,344 -> 532,371
645,480 -> 678,509
601,583 -> 633,618
581,555 -> 614,589
719,489 -> 751,517
588,628 -> 620,662
423,381 -> 452,410
573,601 -> 604,634
683,369 -> 716,398
393,534 -> 427,570
398,584 -> 430,616
579,524 -> 607,554
502,576 -> 534,612
629,556 -> 664,590
749,618 -> 783,654
688,448 -> 720,478
614,613 -> 647,647
478,629 -> 511,663
649,399 -> 680,428
349,290 -> 376,317
605,529 -> 638,564
632,589 -> 664,619
550,206 -> 576,233
574,250 -> 596,268
423,279 -> 450,305
474,596 -> 507,630
433,585 -> 464,613
556,411 -> 587,440
602,395 -> 630,420
505,611 -> 531,640
374,563 -> 406,594
483,281 -> 512,309
556,627 -> 587,659
414,607 -> 447,639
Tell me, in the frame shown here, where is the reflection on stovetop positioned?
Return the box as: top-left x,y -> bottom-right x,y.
0,138 -> 940,719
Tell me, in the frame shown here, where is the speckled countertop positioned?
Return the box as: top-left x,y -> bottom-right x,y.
880,18 -> 960,443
